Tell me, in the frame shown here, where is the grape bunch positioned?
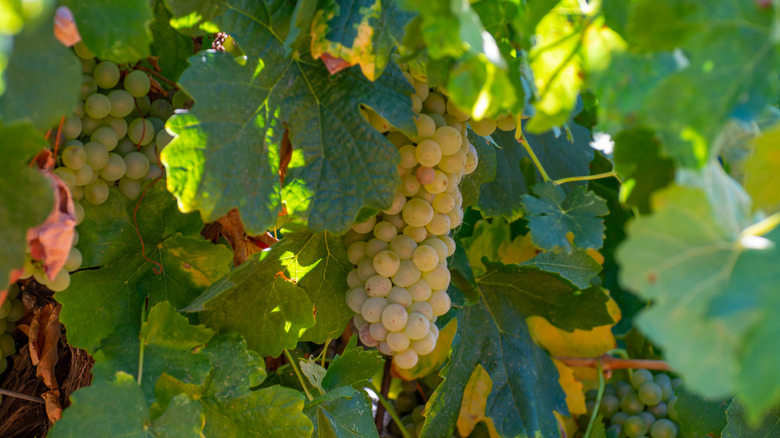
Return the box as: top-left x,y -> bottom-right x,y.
343,70 -> 484,370
19,42 -> 186,292
585,369 -> 682,438
0,284 -> 26,375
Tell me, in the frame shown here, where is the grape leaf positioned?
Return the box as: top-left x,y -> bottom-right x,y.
394,318 -> 457,381
57,185 -> 233,352
321,336 -> 383,391
419,292 -> 566,438
61,0 -> 153,63
744,124 -> 780,214
0,124 -> 53,288
149,0 -> 193,83
522,248 -> 602,289
461,218 -> 513,277
616,181 -> 780,416
456,364 -> 492,437
722,400 -> 780,438
460,130 -> 498,209
0,0 -> 56,95
162,0 -> 224,35
49,372 -> 204,438
479,261 -> 613,332
475,130 -> 530,221
310,0 -> 413,80
676,386 -> 731,436
552,359 -> 586,416
522,182 -> 609,252
306,390 -> 379,438
612,128 -> 675,213
162,0 -> 416,235
0,17 -> 81,130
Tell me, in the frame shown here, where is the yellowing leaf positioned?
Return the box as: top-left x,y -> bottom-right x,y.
394,319 -> 457,380
498,233 -> 539,265
553,358 -> 586,415
555,411 -> 579,438
456,364 -> 492,437
745,124 -> 780,213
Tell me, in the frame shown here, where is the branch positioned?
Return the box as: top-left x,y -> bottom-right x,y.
555,354 -> 672,371
0,388 -> 45,404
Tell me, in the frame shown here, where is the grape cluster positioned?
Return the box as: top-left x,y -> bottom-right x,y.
585,369 -> 682,438
19,42 -> 186,291
0,284 -> 25,375
344,72 -> 482,370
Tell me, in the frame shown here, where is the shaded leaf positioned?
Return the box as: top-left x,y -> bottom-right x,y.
307,390 -> 379,438
461,130 -> 498,209
322,336 -> 383,391
722,400 -> 780,438
149,0 -> 193,82
676,386 -> 731,436
522,248 -> 602,289
613,128 -> 675,213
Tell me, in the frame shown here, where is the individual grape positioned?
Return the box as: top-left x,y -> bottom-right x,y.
124,151 -> 150,179
84,179 -> 109,204
470,118 -> 497,137
73,202 -> 85,225
127,118 -> 155,146
640,411 -> 656,429
623,415 -> 648,437
404,313 -> 430,340
667,396 -> 678,421
407,279 -> 432,302
445,99 -> 470,122
85,93 -> 112,119
387,286 -> 413,308
391,260 -> 421,288
147,116 -> 164,133
394,348 -> 418,369
347,269 -> 362,288
411,331 -> 436,355
606,424 -> 621,438
150,98 -> 174,120
384,192 -> 407,216
104,116 -> 128,138
84,141 -> 109,170
429,290 -> 451,316
632,369 -> 654,389
82,115 -> 103,136
352,215 -> 376,234
434,126 -> 462,155
648,401 -> 668,418
63,247 -> 83,272
93,60 -> 120,88
599,394 -> 620,419
638,382 -> 663,406
73,100 -> 85,118
124,70 -> 151,97
439,235 -> 456,257
73,164 -> 93,186
620,392 -> 646,415
0,300 -> 11,319
414,188 -> 436,205
365,275 -> 392,298
603,383 -> 616,397
654,374 -> 672,386
399,174 -> 420,197
377,341 -> 393,356
361,297 -> 387,323
447,206 -> 463,228
409,301 -> 433,320
402,198 -> 434,227
389,235 -> 417,259
415,139 -> 442,167
496,114 -> 516,131
384,213 -> 406,231
422,92 -> 446,115
422,264 -> 450,290
73,41 -> 94,59
386,332 -> 410,352
650,419 -> 676,438
107,89 -> 135,118
415,166 -> 435,185
616,381 -> 633,399
71,186 -> 84,201
426,212 -> 451,235
611,412 -> 629,425
464,143 -> 479,174
357,257 -> 378,281
423,170 -> 448,195
373,220 -> 397,242
381,304 -> 408,331
437,149 -> 466,174
0,333 -> 14,356
347,287 -> 369,313
358,323 -> 378,346
347,241 -> 367,266
373,250 -> 401,277
99,153 -> 126,181
369,323 -> 389,342
411,94 -> 422,113
365,238 -> 388,258
53,167 -> 76,189
413,114 -> 436,141
432,193 -> 455,214
399,145 -> 418,169
80,75 -> 98,100
403,226 -> 428,243
412,245 -> 439,272
444,171 -> 459,193
61,114 -> 82,140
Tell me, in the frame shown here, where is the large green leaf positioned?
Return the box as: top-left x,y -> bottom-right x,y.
306,391 -> 379,438
149,0 -> 193,82
419,292 -> 566,438
0,0 -> 56,96
0,16 -> 80,130
722,400 -> 780,438
616,179 -> 780,417
0,123 -> 53,288
676,386 -> 731,436
58,185 -> 233,352
161,0 -> 416,235
612,128 -> 675,213
522,182 -> 609,252
49,372 -> 205,438
321,336 -> 383,391
61,0 -> 153,63
310,0 -> 413,80
460,130 -> 498,209
522,248 -> 602,289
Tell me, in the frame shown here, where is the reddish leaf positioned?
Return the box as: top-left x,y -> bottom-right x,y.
320,53 -> 352,75
26,173 -> 75,281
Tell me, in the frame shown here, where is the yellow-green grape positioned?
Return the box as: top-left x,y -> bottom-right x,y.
423,265 -> 451,292
0,300 -> 11,319
365,275 -> 392,298
470,118 -> 497,137
81,115 -> 102,136
62,142 -> 86,169
439,235 -> 456,257
99,153 -> 127,182
353,314 -> 368,330
357,257 -> 378,281
7,300 -> 25,322
384,213 -> 406,232
413,114 -> 436,141
52,167 -> 76,190
373,250 -> 401,277
351,215 -> 376,234
347,269 -> 363,288
387,285 -> 413,307
107,89 -> 135,117
0,333 -> 14,356
433,126 -> 462,155
408,279 -> 432,302
118,177 -> 142,199
415,187 -> 436,204
426,212 -> 451,235
422,92 -> 446,115
45,269 -> 71,292
448,206 -> 464,228
423,170 -> 448,195
391,260 -> 421,288
346,287 -> 368,313
399,145 -> 419,169
124,70 -> 151,97
403,226 -> 428,243
84,141 -> 109,170
415,139 -> 442,167
496,114 -> 516,131
93,60 -> 120,88
373,221 -> 398,242
412,245 -> 439,272
85,93 -> 111,119
150,99 -> 174,120
84,179 -> 109,204
64,247 -> 83,272
394,348 -> 418,369
445,98 -> 470,122
389,235 -> 417,259
405,312 -> 430,340
399,174 -> 421,197
411,331 -> 436,355
73,42 -> 94,59
124,151 -> 150,179
381,303 -> 408,331
104,116 -> 128,138
423,238 -> 447,261
347,241 -> 367,265
465,143 -> 479,174
429,290 -> 452,316
432,193 -> 455,214
365,238 -> 389,258
79,75 -> 97,100
413,80 -> 429,101
402,198 -> 434,228
387,332 -> 411,352
61,114 -> 82,140
411,94 -> 422,113
127,118 -> 155,146
361,297 -> 388,323
409,301 -> 434,320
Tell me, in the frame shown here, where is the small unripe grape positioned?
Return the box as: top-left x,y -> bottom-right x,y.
399,145 -> 418,169
93,60 -> 119,88
632,369 -> 654,389
369,323 -> 389,342
81,115 -> 102,136
99,153 -> 127,181
357,257 -> 378,281
361,297 -> 387,323
381,304 -> 408,331
85,93 -> 111,119
45,269 -> 71,292
374,221 -> 397,242
124,151 -> 150,179
430,290 -> 451,316
408,279 -> 432,302
403,226 -> 428,243
402,198 -> 434,228
118,177 -> 142,199
432,193 -> 455,214
84,179 -> 109,204
365,275 -> 392,298
0,300 -> 11,319
52,168 -> 76,190
386,331 -> 410,352
150,99 -> 174,120
128,118 -> 155,146
124,70 -> 151,97
415,139 -> 442,167
391,260 -> 421,288
387,286 -> 413,308
352,215 -> 376,234
411,331 -> 436,355
394,348 -> 419,369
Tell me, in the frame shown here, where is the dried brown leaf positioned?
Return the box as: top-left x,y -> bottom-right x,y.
42,389 -> 62,422
53,6 -> 81,47
26,303 -> 62,390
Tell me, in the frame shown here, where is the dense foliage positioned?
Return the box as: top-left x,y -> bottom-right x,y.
2,0 -> 780,437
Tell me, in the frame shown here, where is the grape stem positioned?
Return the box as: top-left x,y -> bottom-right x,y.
553,170 -> 618,185
134,65 -> 178,89
518,135 -> 551,182
582,358 -> 605,438
376,392 -> 414,438
374,356 -> 393,431
283,349 -> 314,401
555,354 -> 672,371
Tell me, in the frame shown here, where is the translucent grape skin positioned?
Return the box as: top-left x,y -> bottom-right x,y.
638,381 -> 663,406
124,70 -> 151,97
381,303 -> 408,332
650,418 -> 676,438
632,369 -> 654,389
394,348 -> 418,369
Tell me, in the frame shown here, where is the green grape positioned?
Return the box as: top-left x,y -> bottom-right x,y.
648,401 -> 668,418
620,392 -> 646,415
346,287 -> 368,313
599,394 -> 620,419
469,118 -> 497,137
422,265 -> 450,291
374,220 -> 397,242
0,300 -> 11,319
432,192 -> 455,214
127,118 -> 155,145
606,424 -> 621,438
373,250 -> 401,277
80,75 -> 98,100
640,411 -> 656,428
0,333 -> 14,356
445,98 -> 469,122
422,238 -> 447,261
403,225 -> 427,243
603,383 -> 617,397
650,418 -> 677,438
73,100 -> 85,118
437,149 -> 466,174
107,89 -> 135,118
412,114 -> 436,142
346,269 -> 362,288
52,167 -> 76,189
415,139 -> 442,167
361,297 -> 387,323
45,269 -> 71,292
81,115 -> 102,135
387,332 -> 410,352
381,303 -> 408,331
667,396 -> 678,421
171,90 -> 192,109
632,369 -> 654,389
399,145 -> 418,169
64,248 -> 83,272
464,144 -> 478,174
496,114 -> 516,131
402,198 -> 434,228
357,257 -> 377,281
408,279 -> 432,302
93,61 -> 120,89
409,301 -> 433,321
429,290 -> 451,316
395,391 -> 418,413
585,400 -> 596,416
150,99 -> 173,120
654,374 -> 672,386
116,137 -> 136,155
103,116 -> 128,138
616,381 -> 634,399
387,286 -> 412,308
133,95 -> 151,117
124,70 -> 151,97
400,379 -> 418,393
433,126 -> 462,155
365,238 -> 387,258
412,245 -> 439,272
623,415 -> 648,437
347,241 -> 367,265
62,114 -> 82,140
85,93 -> 112,119
638,382 -> 663,406
425,211 -> 450,235
6,284 -> 19,300
422,92 -> 446,115
411,405 -> 424,424
73,202 -> 85,225
389,235 -> 417,260
611,411 -> 629,425
84,179 -> 109,204
99,153 -> 127,181
80,57 -> 96,74
84,141 -> 109,170
7,300 -> 25,322
91,126 -> 119,151
0,320 -> 6,334
391,260 -> 421,288
73,42 -> 94,59
73,163 -> 93,185
147,116 -> 164,133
